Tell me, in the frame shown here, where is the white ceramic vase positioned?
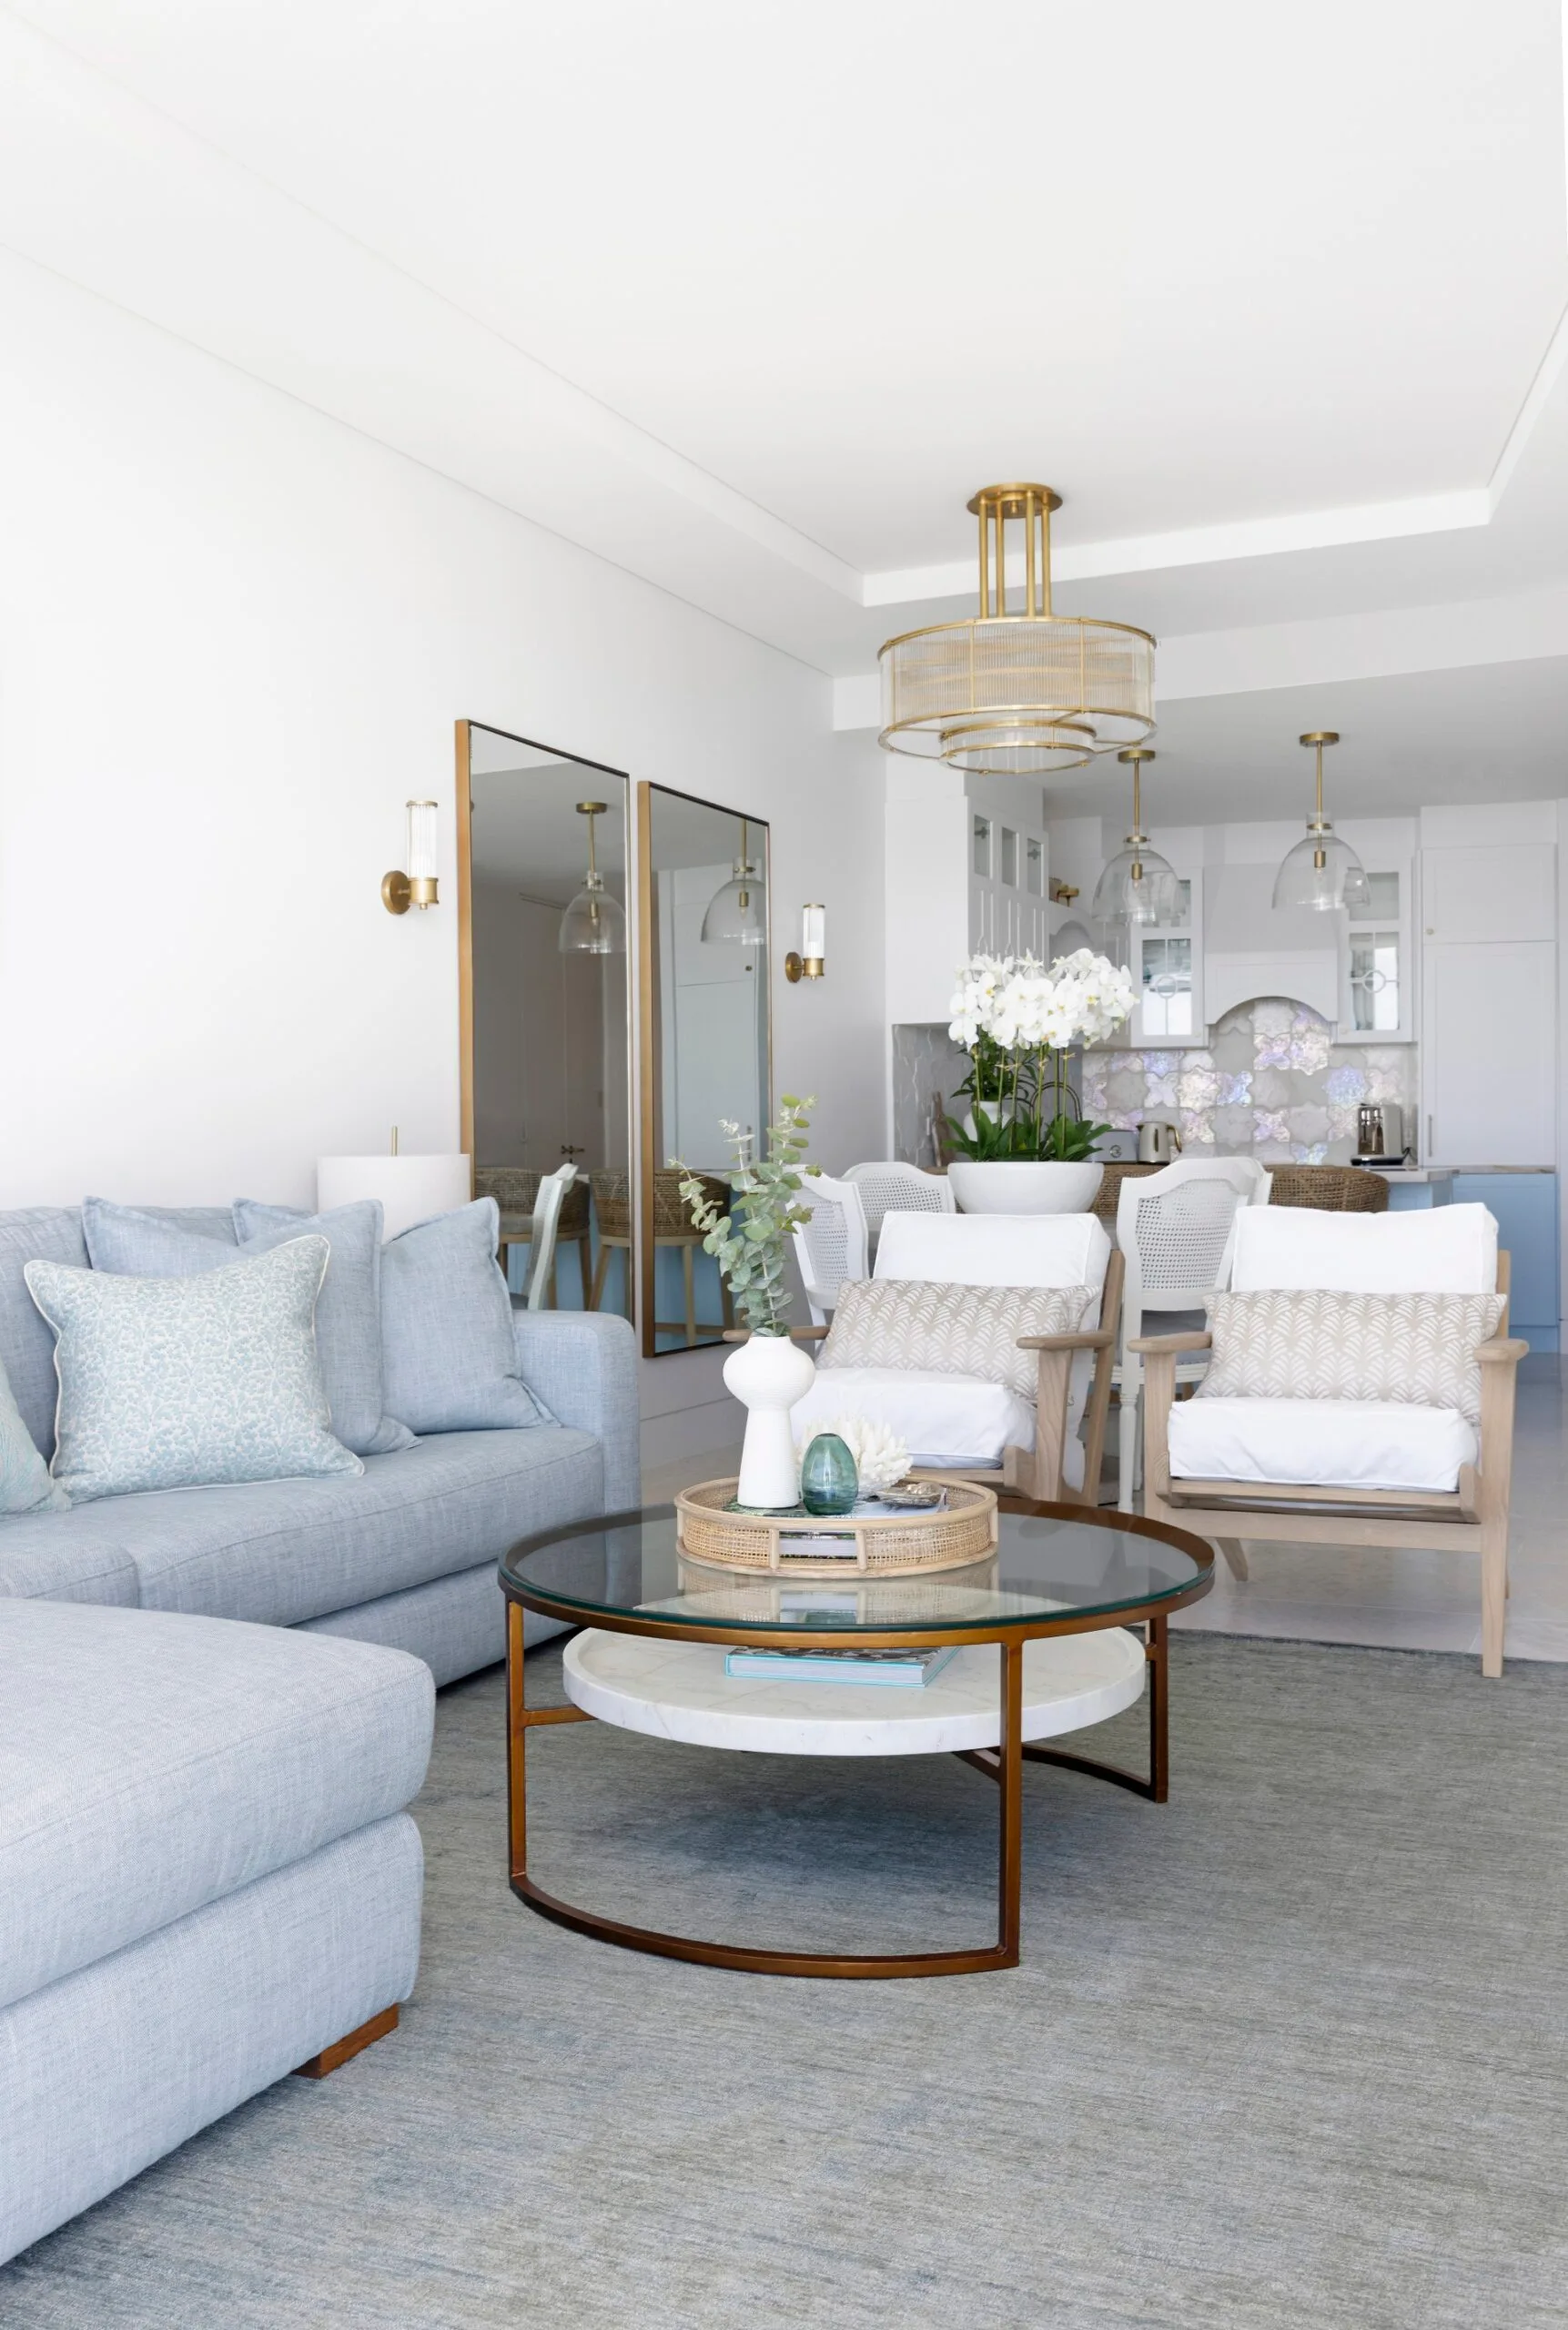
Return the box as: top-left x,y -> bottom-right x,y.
723,1330 -> 816,1509
947,1160 -> 1104,1215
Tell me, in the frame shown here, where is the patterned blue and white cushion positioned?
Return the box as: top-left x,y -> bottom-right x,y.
24,1237 -> 363,1504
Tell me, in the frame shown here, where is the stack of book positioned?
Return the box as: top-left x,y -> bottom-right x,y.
723,1644 -> 957,1688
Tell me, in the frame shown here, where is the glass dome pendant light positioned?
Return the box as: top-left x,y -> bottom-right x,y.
559,800 -> 627,956
1272,731 -> 1371,913
1091,747 -> 1180,929
700,818 -> 766,948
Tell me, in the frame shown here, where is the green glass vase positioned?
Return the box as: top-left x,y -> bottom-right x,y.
800,1432 -> 858,1516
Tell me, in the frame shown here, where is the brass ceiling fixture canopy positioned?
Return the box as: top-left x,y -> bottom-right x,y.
878,484 -> 1156,778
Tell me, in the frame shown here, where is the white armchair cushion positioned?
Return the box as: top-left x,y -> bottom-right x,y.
1200,1290 -> 1504,1424
1169,1397 -> 1478,1494
875,1211 -> 1110,1293
818,1279 -> 1095,1399
1230,1202 -> 1498,1294
789,1366 -> 1079,1484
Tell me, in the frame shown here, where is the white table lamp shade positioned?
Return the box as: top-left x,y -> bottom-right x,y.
317,1154 -> 471,1241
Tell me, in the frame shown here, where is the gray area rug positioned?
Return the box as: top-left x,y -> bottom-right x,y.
4,1636 -> 1565,2329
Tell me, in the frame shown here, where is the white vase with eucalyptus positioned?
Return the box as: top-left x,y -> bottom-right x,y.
675,1096 -> 818,1511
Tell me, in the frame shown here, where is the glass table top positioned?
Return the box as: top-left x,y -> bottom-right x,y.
501,1504 -> 1211,1637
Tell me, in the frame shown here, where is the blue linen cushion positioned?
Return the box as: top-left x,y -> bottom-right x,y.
0,1358 -> 67,1514
379,1198 -> 548,1433
0,1208 -> 92,1461
24,1238 -> 362,1504
82,1197 -> 414,1459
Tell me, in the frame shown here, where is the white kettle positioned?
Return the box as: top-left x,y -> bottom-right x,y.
1137,1119 -> 1182,1165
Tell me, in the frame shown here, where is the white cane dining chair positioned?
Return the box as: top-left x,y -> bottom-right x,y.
1114,1157 -> 1271,1509
520,1162 -> 578,1312
842,1161 -> 956,1257
790,1172 -> 871,1326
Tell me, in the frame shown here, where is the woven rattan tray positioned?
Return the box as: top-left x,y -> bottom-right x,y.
674,1476 -> 998,1577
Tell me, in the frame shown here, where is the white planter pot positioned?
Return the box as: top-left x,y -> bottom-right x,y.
723,1331 -> 817,1509
947,1160 -> 1104,1215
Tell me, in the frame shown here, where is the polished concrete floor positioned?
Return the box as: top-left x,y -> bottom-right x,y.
645,1354 -> 1568,1668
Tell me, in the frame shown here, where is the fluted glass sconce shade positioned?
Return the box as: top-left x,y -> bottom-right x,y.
701,819 -> 765,947
1092,748 -> 1180,928
560,800 -> 626,956
1272,733 -> 1370,913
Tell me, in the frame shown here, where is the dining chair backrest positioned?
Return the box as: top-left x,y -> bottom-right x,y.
1117,1158 -> 1270,1344
1230,1200 -> 1499,1295
791,1171 -> 871,1325
522,1161 -> 577,1311
842,1161 -> 956,1245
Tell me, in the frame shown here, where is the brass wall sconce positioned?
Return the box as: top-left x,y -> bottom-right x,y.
784,905 -> 826,983
382,800 -> 440,914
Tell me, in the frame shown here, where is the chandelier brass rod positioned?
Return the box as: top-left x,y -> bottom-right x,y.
977,501 -> 990,621
1025,494 -> 1037,620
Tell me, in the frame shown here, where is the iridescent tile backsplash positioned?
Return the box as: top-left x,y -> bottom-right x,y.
889,1001 -> 1416,1169
1082,999 -> 1417,1165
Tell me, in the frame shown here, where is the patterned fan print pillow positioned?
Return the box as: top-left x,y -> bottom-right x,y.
1199,1289 -> 1505,1423
818,1279 -> 1097,1399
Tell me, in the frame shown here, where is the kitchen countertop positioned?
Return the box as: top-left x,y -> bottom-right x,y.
1360,1167 -> 1453,1183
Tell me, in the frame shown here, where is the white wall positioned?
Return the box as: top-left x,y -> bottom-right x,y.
0,252 -> 886,1455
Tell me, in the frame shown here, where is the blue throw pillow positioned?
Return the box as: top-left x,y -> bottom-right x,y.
379,1198 -> 548,1433
25,1238 -> 363,1504
0,1354 -> 67,1513
82,1196 -> 415,1459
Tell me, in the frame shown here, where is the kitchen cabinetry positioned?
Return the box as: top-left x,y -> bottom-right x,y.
1421,846 -> 1555,945
968,779 -> 1049,959
1452,1173 -> 1559,1352
1420,941 -> 1555,1169
1339,857 -> 1413,1043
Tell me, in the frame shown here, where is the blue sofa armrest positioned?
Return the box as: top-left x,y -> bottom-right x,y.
511,1310 -> 640,1515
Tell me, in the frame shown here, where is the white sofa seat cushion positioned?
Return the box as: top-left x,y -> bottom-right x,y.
789,1366 -> 1083,1483
1168,1397 -> 1478,1494
1230,1201 -> 1498,1294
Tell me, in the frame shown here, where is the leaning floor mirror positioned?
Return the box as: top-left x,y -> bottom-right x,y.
637,782 -> 771,1358
459,722 -> 632,1321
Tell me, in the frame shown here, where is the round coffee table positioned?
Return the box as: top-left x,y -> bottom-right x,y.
500,1501 -> 1213,1980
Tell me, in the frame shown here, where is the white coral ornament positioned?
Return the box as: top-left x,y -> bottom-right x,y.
795,1413 -> 910,1495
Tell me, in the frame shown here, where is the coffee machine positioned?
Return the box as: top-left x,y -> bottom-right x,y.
1354,1103 -> 1407,1165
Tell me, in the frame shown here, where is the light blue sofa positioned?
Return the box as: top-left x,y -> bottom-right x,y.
0,1204 -> 640,1677
0,1201 -> 640,2268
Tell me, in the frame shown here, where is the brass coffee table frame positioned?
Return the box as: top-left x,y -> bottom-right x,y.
503,1503 -> 1213,1980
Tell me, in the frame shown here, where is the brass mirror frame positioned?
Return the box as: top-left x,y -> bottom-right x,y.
636,780 -> 773,1360
456,718 -> 633,1310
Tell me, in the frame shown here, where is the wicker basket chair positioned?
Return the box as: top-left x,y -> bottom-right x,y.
1269,1165 -> 1388,1212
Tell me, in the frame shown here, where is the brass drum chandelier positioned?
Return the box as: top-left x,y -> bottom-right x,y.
878,484 -> 1156,777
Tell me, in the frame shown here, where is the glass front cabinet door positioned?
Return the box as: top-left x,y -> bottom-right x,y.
1125,867 -> 1205,1047
1339,861 -> 1413,1042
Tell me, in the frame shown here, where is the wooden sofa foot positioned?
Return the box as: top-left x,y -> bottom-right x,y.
292,2003 -> 400,2079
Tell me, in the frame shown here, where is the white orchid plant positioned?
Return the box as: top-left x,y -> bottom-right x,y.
946,948 -> 1136,1162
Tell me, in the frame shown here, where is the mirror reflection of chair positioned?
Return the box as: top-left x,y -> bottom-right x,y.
592,1169 -> 734,1346
513,1162 -> 579,1312
1113,1157 -> 1271,1509
842,1160 -> 955,1260
478,1166 -> 592,1306
791,1172 -> 871,1327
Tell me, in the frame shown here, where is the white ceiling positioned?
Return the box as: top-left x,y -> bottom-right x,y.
4,0 -> 1568,805
9,0 -> 1565,572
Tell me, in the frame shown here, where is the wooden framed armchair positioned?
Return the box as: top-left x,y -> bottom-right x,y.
1131,1203 -> 1527,1677
786,1211 -> 1124,1509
